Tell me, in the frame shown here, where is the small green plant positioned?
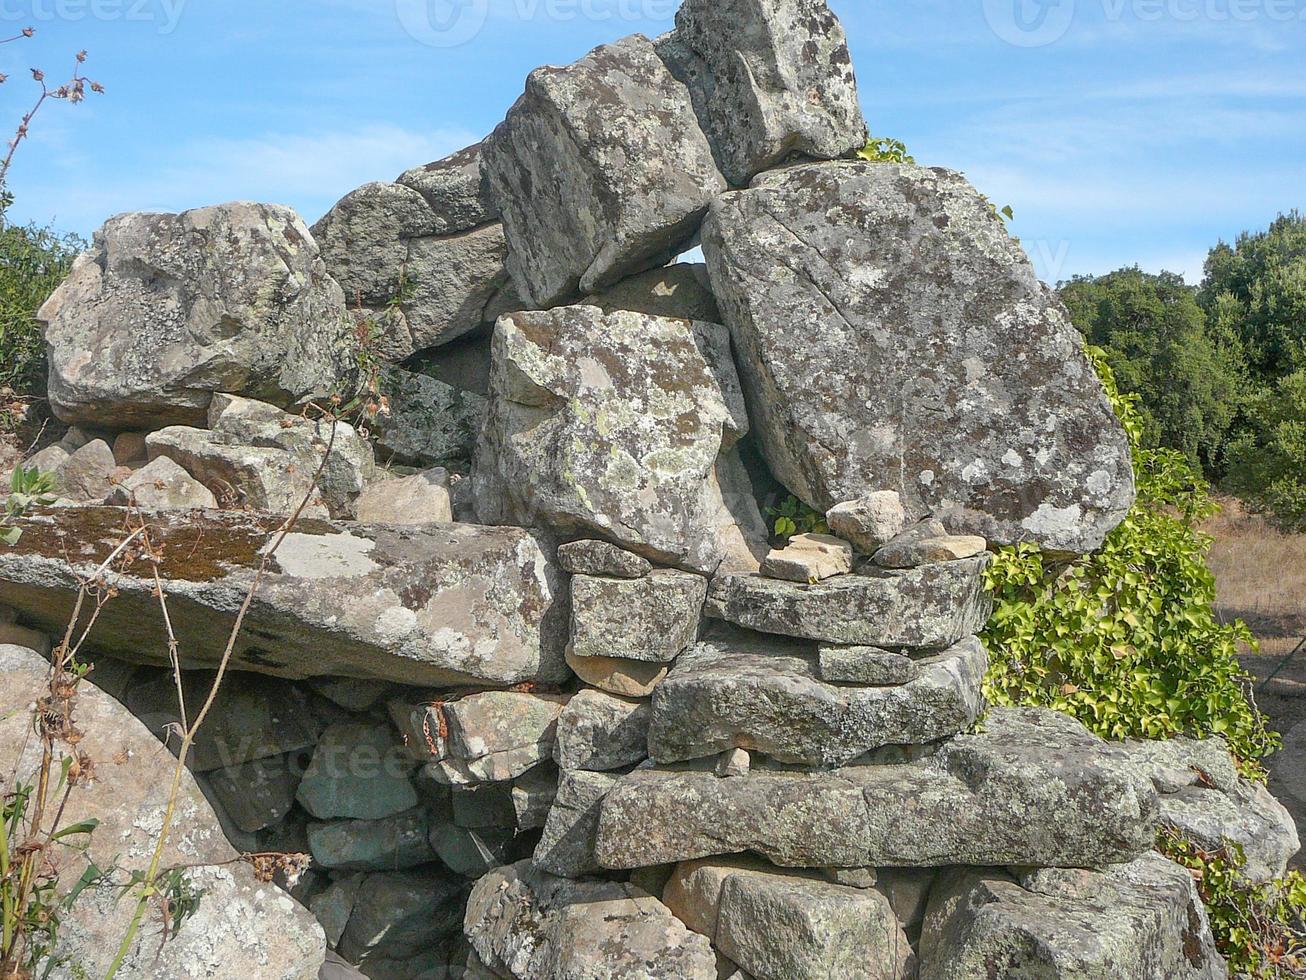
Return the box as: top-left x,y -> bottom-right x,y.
1158,827 -> 1306,976
2,466 -> 55,545
982,348 -> 1277,771
767,494 -> 828,540
858,134 -> 915,164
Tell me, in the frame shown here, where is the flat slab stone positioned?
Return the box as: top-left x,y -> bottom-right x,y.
649,629 -> 986,766
570,570 -> 708,663
0,508 -> 568,688
596,708 -> 1160,870
920,854 -> 1224,979
702,161 -> 1136,553
706,556 -> 992,648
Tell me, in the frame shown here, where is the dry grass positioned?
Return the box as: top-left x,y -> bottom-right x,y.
1206,496 -> 1306,660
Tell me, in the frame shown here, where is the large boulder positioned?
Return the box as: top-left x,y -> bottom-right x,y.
595,708 -> 1159,870
474,306 -> 745,573
482,34 -> 727,307
0,645 -> 326,979
648,629 -> 987,766
656,0 -> 867,185
39,203 -> 355,428
0,509 -> 568,688
702,162 -> 1136,553
464,860 -> 718,979
919,855 -> 1225,979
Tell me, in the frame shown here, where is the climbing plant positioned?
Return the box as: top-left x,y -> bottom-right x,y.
982,348 -> 1278,771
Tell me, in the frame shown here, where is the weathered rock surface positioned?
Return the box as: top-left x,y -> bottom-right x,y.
205,753 -> 301,833
483,34 -> 727,307
396,141 -> 500,234
354,468 -> 452,525
657,0 -> 865,186
649,630 -> 986,765
760,532 -> 852,583
296,721 -> 419,820
825,491 -> 906,554
40,202 -> 354,428
706,556 -> 993,649
702,162 -> 1136,553
0,645 -> 326,980
874,519 -> 988,569
0,509 -> 568,687
372,365 -> 485,470
596,708 -> 1159,869
53,438 -> 121,502
554,688 -> 652,772
105,455 -> 219,511
533,769 -> 621,878
308,807 -> 437,871
475,306 -> 744,572
556,539 -> 652,579
427,691 -> 569,786
465,860 -> 718,979
818,644 -> 917,686
920,854 -> 1225,979
337,869 -> 467,968
570,570 -> 707,663
564,648 -> 669,698
585,263 -> 721,322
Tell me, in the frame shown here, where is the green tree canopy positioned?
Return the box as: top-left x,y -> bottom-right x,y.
1059,268 -> 1244,477
1223,369 -> 1306,533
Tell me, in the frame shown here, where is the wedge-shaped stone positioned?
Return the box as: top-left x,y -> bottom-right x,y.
465,860 -> 717,980
555,688 -> 651,772
761,532 -> 852,584
919,854 -> 1224,979
706,556 -> 992,648
596,708 -> 1159,869
533,769 -> 620,879
39,202 -> 354,428
657,0 -> 866,186
396,141 -> 500,234
0,509 -> 568,687
702,162 -> 1136,553
556,539 -> 652,579
483,34 -> 727,307
818,644 -> 916,686
650,629 -> 986,766
105,455 -> 218,511
570,570 -> 708,663
475,306 -> 744,572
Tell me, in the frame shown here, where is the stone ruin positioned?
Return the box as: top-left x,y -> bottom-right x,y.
0,0 -> 1298,977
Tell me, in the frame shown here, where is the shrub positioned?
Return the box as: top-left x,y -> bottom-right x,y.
1223,370 -> 1306,534
982,348 -> 1278,771
0,217 -> 83,394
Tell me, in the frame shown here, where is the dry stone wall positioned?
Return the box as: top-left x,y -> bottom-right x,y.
0,0 -> 1296,977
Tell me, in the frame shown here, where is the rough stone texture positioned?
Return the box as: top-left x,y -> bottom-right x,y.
465,860 -> 718,979
452,766 -> 558,833
439,691 -> 569,775
712,444 -> 774,575
717,870 -> 915,980
0,645 -> 326,980
656,0 -> 866,186
565,647 -> 669,698
337,869 -> 467,968
54,438 -> 121,502
874,519 -> 988,569
533,769 -> 621,878
105,454 -> 219,511
702,162 -> 1136,553
706,556 -> 993,649
662,854 -> 777,937
308,807 -> 438,872
112,430 -> 149,464
920,854 -> 1224,980
556,539 -> 652,579
395,141 -> 500,234
817,644 -> 917,686
0,509 -> 568,688
482,34 -> 727,307
39,202 -> 354,428
1114,736 -> 1300,883
296,721 -> 419,820
311,181 -> 512,359
354,468 -> 452,525
649,630 -> 987,766
825,491 -> 906,554
760,532 -> 852,583
431,824 -> 520,878
311,875 -> 364,947
717,747 -> 751,778
372,365 -> 485,470
570,570 -> 708,663
554,688 -> 652,772
475,306 -> 744,572
596,708 -> 1159,870
205,753 -> 301,833
585,263 -> 721,322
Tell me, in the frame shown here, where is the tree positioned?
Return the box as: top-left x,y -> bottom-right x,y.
1223,370 -> 1306,533
1059,268 -> 1244,478
1200,211 -> 1306,383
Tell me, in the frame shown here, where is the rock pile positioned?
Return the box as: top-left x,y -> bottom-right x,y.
0,0 -> 1296,977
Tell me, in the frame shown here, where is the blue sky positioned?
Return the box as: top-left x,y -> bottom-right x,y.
1,0 -> 1303,284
